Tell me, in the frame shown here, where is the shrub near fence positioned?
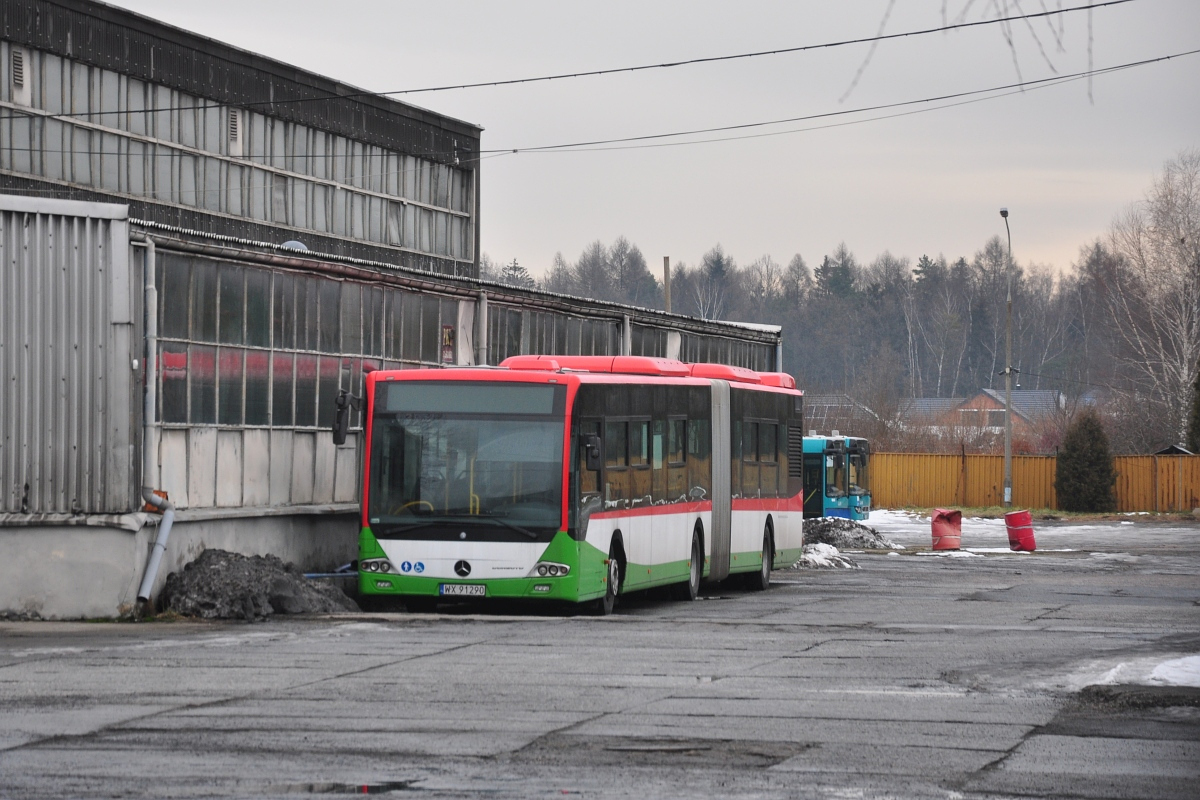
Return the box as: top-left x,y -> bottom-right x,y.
873,454 -> 1200,513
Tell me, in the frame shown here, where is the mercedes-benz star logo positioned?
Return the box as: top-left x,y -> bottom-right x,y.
454,560 -> 472,577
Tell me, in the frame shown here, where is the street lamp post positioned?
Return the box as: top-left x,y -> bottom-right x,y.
1000,208 -> 1013,508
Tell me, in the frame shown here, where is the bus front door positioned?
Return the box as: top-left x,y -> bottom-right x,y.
802,453 -> 825,518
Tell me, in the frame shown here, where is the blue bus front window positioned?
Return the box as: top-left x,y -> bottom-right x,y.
849,452 -> 869,496
824,453 -> 846,498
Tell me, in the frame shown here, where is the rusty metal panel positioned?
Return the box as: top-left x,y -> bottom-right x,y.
0,196 -> 135,515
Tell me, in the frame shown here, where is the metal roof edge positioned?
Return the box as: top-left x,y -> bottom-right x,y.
0,194 -> 129,219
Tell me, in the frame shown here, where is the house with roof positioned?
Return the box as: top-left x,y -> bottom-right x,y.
954,389 -> 1066,436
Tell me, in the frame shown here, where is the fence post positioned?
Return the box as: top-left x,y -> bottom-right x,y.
1153,456 -> 1159,513
959,443 -> 966,506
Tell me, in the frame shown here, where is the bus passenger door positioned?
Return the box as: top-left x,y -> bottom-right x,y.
802,453 -> 824,518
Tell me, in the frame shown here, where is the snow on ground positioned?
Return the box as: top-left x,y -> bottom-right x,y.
1052,655 -> 1200,690
793,543 -> 859,570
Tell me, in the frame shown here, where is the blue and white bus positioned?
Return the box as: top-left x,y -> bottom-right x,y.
801,435 -> 870,520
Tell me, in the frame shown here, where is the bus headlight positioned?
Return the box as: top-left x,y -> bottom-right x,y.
530,561 -> 569,578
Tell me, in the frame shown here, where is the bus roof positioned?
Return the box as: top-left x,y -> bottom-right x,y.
498,355 -> 797,390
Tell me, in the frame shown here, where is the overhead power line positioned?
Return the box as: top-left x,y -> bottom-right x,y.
481,47 -> 1200,154
4,46 -> 1195,170
0,0 -> 1135,124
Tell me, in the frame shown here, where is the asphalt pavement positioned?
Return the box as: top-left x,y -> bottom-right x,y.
1,513 -> 1198,799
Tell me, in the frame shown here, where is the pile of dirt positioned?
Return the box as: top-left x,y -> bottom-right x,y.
161,549 -> 359,620
793,543 -> 860,570
803,516 -> 902,550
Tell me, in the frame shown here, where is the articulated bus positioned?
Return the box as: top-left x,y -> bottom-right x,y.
801,435 -> 871,521
340,355 -> 806,614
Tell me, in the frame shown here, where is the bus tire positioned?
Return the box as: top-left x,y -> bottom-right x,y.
594,538 -> 623,616
748,526 -> 773,592
673,529 -> 702,602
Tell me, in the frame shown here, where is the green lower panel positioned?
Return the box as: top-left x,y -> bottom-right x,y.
358,529 -> 612,605
775,547 -> 803,568
620,556 -> 691,591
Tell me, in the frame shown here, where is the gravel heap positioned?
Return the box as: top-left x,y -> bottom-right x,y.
161,549 -> 359,620
803,516 -> 902,550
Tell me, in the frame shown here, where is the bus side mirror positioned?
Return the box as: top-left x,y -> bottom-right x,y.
332,390 -> 360,446
584,434 -> 602,471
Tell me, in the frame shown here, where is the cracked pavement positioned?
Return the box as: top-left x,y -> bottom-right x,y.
1,518 -> 1198,798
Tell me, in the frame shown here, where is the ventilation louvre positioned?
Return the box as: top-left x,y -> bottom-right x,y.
11,48 -> 24,87
227,108 -> 244,156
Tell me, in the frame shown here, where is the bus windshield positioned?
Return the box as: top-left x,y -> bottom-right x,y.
825,452 -> 845,498
368,382 -> 566,537
848,452 -> 869,496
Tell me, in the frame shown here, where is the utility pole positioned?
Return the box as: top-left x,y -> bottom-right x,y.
663,256 -> 671,313
1001,208 -> 1013,508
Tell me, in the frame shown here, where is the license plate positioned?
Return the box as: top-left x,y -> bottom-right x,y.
439,583 -> 485,597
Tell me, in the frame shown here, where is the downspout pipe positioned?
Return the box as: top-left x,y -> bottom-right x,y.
131,235 -> 176,609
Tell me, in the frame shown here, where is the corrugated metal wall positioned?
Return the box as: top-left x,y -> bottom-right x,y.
0,197 -> 136,515
873,453 -> 1200,512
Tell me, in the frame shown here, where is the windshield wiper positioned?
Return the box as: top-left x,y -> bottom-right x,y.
374,521 -> 442,536
481,517 -> 540,540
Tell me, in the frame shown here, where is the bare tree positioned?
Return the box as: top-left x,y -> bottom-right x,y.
1106,149 -> 1200,443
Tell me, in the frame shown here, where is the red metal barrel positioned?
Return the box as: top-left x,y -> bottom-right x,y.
1004,509 -> 1036,551
931,508 -> 962,550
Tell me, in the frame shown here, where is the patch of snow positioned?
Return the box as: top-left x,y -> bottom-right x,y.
794,543 -> 860,570
1052,654 -> 1200,691
914,550 -> 983,558
965,547 -> 1032,554
886,551 -> 900,557
1149,656 -> 1200,687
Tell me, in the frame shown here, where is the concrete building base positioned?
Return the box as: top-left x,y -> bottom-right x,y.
0,512 -> 358,620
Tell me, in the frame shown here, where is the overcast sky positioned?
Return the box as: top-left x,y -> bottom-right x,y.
109,0 -> 1199,278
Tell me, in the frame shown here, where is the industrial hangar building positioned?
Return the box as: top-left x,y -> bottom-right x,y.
0,0 -> 784,618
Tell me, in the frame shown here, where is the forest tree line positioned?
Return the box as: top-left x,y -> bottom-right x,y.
482,150 -> 1200,454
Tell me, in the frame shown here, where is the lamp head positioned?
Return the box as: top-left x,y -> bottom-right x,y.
1000,208 -> 1009,218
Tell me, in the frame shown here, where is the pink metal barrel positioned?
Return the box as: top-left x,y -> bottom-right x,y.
931,508 -> 962,550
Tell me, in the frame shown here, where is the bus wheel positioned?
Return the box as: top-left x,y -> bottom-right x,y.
748,527 -> 773,592
674,531 -> 701,602
594,541 -> 622,616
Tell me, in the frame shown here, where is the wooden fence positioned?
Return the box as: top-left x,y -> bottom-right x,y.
872,453 -> 1200,512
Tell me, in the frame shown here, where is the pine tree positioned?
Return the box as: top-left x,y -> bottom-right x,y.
1187,357 -> 1200,453
1055,409 -> 1117,512
499,258 -> 535,289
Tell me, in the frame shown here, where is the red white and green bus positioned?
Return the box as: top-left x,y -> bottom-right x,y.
337,355 -> 805,614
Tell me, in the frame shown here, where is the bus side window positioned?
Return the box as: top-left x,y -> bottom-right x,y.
629,419 -> 651,502
579,420 -> 600,496
742,421 -> 760,497
667,417 -> 686,502
651,419 -> 666,503
760,422 -> 778,497
604,420 -> 629,505
687,418 -> 711,500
